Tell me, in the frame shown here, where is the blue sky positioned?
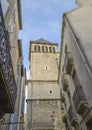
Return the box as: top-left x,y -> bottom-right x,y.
19,0 -> 77,75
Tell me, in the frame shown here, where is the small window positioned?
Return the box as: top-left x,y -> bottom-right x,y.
38,46 -> 40,52
42,46 -> 44,52
48,90 -> 53,95
51,115 -> 53,118
46,66 -> 48,70
45,46 -> 48,52
49,90 -> 52,94
49,47 -> 52,52
53,47 -> 55,53
34,45 -> 37,51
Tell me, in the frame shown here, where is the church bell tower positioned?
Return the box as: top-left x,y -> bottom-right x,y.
27,38 -> 63,130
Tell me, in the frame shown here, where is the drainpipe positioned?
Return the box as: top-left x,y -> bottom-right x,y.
17,76 -> 24,130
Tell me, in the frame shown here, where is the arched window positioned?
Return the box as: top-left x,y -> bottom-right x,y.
53,47 -> 55,53
42,46 -> 44,52
38,46 -> 40,52
45,46 -> 48,52
34,45 -> 37,51
49,47 -> 52,52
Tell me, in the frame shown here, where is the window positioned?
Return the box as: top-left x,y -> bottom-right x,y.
1,0 -> 9,17
42,46 -> 44,52
51,115 -> 53,118
49,90 -> 52,94
46,66 -> 48,70
45,46 -> 48,52
38,46 -> 40,52
34,45 -> 37,51
49,47 -> 52,52
53,47 -> 55,52
48,90 -> 53,95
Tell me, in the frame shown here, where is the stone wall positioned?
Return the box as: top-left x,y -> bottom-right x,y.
30,52 -> 59,81
27,100 -> 61,130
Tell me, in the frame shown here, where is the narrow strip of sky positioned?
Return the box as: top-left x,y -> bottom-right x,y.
19,0 -> 77,73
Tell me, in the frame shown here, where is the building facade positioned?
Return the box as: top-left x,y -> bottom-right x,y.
27,38 -> 65,130
0,0 -> 26,130
59,0 -> 92,130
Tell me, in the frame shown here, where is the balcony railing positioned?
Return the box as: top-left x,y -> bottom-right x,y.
62,75 -> 69,91
65,52 -> 73,75
68,105 -> 78,126
0,2 -> 17,113
73,86 -> 88,114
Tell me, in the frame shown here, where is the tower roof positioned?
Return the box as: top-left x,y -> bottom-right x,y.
31,38 -> 57,44
35,38 -> 51,43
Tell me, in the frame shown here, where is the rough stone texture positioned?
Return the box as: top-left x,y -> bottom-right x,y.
30,52 -> 59,81
32,100 -> 61,129
28,82 -> 60,99
27,41 -> 63,130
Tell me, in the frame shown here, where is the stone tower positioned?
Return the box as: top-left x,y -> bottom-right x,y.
27,38 -> 64,130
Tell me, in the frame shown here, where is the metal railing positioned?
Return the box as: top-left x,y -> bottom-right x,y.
0,2 -> 17,112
